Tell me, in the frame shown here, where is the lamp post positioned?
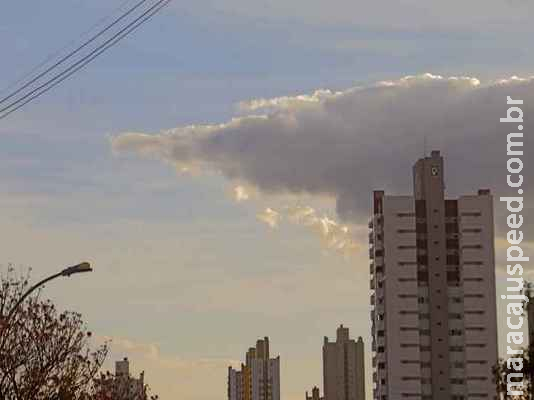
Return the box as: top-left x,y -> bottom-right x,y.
0,262 -> 93,329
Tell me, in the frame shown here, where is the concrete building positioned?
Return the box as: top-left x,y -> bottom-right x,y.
526,284 -> 534,388
369,151 -> 498,400
306,386 -> 324,400
115,358 -> 146,399
323,325 -> 365,400
96,357 -> 147,400
228,337 -> 281,400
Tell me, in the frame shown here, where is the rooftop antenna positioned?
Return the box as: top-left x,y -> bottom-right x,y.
423,135 -> 427,157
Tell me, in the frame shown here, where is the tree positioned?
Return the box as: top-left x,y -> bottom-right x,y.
493,282 -> 534,399
0,266 -> 107,400
93,370 -> 159,400
493,346 -> 532,400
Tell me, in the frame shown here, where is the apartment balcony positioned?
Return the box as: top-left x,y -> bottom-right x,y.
374,352 -> 386,363
374,319 -> 384,331
376,336 -> 385,347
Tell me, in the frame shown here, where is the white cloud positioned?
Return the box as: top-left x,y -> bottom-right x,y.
233,185 -> 251,202
112,73 -> 534,237
257,205 -> 363,256
257,207 -> 281,228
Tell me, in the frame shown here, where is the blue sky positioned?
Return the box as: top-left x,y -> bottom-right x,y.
1,1 -> 533,399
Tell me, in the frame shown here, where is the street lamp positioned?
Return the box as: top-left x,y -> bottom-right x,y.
2,262 -> 93,326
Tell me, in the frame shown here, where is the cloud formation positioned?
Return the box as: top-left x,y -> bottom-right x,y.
112,73 -> 533,234
258,205 -> 362,255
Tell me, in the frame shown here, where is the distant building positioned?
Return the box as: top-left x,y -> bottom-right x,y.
228,337 -> 281,400
323,325 -> 365,400
115,357 -> 146,397
97,357 -> 147,400
369,151 -> 498,399
306,386 -> 324,400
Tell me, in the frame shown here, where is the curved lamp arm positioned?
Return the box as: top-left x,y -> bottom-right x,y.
4,262 -> 92,323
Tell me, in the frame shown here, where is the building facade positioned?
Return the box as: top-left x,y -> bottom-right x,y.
228,337 -> 281,400
306,386 -> 324,400
323,325 -> 366,400
96,357 -> 147,400
369,151 -> 498,400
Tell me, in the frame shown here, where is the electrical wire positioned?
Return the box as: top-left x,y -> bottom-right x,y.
0,0 -> 172,120
0,0 -> 150,106
0,0 -> 139,97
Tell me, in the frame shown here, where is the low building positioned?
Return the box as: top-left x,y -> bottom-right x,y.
96,357 -> 147,400
306,386 -> 324,400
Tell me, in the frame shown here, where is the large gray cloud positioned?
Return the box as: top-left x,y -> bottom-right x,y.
112,74 -> 532,233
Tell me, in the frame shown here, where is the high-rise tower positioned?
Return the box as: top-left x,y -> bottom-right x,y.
228,337 -> 281,400
369,151 -> 498,400
323,325 -> 366,400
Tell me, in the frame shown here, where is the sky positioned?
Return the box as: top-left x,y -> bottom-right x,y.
1,1 -> 533,399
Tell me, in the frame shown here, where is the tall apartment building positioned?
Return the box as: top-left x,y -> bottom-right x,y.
369,151 -> 498,400
323,325 -> 366,400
228,337 -> 281,400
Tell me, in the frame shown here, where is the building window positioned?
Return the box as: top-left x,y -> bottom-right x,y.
461,212 -> 482,217
398,229 -> 416,233
462,244 -> 483,249
447,254 -> 460,265
398,245 -> 417,250
446,223 -> 458,234
446,238 -> 459,248
462,228 -> 481,233
397,212 -> 416,217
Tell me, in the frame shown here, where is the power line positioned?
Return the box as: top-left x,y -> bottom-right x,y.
0,0 -> 138,97
0,0 -> 172,121
0,0 -> 150,107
